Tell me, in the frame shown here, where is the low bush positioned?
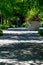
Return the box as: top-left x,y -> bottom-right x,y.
0,24 -> 9,29
22,23 -> 26,27
38,28 -> 43,35
0,24 -> 16,29
4,25 -> 9,29
0,24 -> 2,29
42,24 -> 43,27
9,25 -> 13,28
12,25 -> 15,28
0,29 -> 3,36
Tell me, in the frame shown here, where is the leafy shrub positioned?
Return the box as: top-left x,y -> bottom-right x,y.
5,25 -> 9,29
42,24 -> 43,27
22,23 -> 26,27
0,24 -> 2,29
12,25 -> 15,28
9,25 -> 13,28
1,25 -> 7,29
0,24 -> 9,29
38,28 -> 43,35
0,24 -> 16,29
0,29 -> 3,36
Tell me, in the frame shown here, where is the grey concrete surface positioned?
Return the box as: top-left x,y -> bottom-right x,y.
0,28 -> 43,65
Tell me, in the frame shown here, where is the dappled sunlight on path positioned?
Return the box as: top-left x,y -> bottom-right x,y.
0,28 -> 43,65
0,43 -> 43,65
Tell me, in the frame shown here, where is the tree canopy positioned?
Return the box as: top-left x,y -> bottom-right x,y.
0,0 -> 43,19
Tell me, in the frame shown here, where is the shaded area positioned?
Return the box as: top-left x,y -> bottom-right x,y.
0,29 -> 43,65
0,33 -> 43,40
13,13 -> 25,27
0,43 -> 43,60
0,43 -> 43,64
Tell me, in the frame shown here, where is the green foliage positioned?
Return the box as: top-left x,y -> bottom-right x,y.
0,24 -> 16,29
8,25 -> 13,28
0,24 -> 9,29
0,0 -> 43,25
4,24 -> 9,29
22,23 -> 26,27
42,24 -> 43,27
0,29 -> 3,36
38,28 -> 43,35
12,25 -> 15,28
39,12 -> 43,21
29,8 -> 39,18
0,0 -> 41,17
0,24 -> 2,29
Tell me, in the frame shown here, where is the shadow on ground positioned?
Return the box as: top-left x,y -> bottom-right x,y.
0,43 -> 43,60
0,33 -> 43,40
0,43 -> 43,65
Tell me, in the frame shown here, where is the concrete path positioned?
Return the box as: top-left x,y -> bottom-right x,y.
0,39 -> 43,47
3,30 -> 38,34
0,59 -> 43,65
0,28 -> 43,65
0,29 -> 43,46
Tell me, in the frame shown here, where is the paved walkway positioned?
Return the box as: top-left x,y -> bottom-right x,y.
0,28 -> 43,46
0,59 -> 43,65
0,28 -> 43,65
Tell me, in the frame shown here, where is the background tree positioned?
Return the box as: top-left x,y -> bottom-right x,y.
0,0 -> 43,26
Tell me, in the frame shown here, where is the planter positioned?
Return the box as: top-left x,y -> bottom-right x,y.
38,27 -> 43,35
